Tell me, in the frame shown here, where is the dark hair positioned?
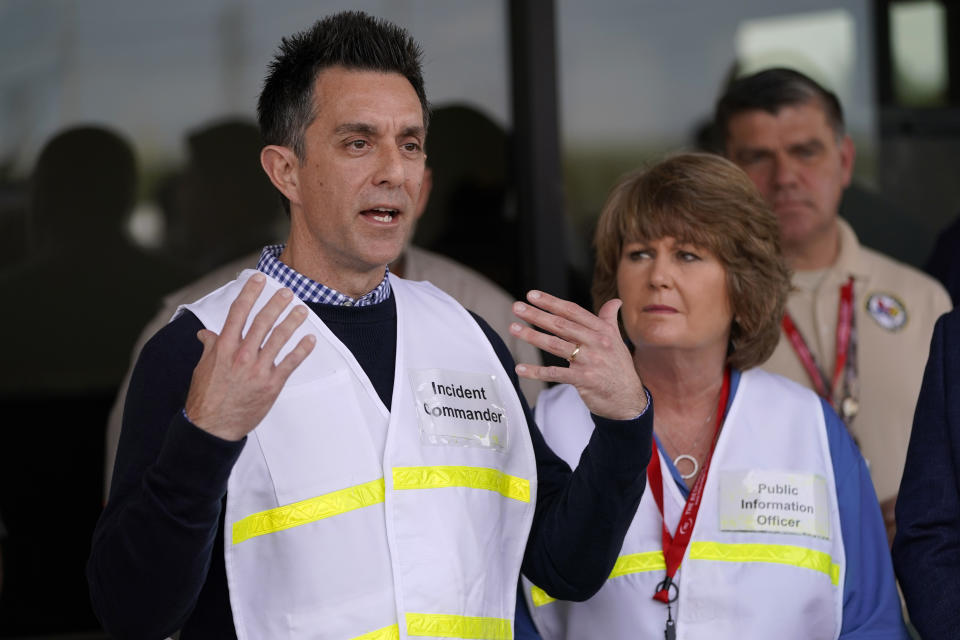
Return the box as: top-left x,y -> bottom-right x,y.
715,67 -> 845,144
592,153 -> 790,370
33,126 -> 137,236
257,10 -> 429,161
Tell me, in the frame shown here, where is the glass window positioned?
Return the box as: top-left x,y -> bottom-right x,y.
735,9 -> 857,112
889,0 -> 948,107
557,0 -> 875,278
0,0 -> 510,245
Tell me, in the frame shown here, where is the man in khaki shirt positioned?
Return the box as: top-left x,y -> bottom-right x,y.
715,68 -> 951,541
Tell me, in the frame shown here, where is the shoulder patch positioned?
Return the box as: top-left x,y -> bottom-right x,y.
865,293 -> 908,331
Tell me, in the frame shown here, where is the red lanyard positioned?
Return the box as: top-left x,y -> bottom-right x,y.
647,367 -> 731,604
781,277 -> 855,405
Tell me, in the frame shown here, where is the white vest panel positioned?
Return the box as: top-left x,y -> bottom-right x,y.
183,271 -> 536,640
524,369 -> 844,640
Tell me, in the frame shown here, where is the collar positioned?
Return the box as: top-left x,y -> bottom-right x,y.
255,244 -> 392,306
833,217 -> 870,280
791,218 -> 870,293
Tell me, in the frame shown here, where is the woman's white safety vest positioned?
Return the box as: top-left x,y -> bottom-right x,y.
183,270 -> 536,640
523,368 -> 844,640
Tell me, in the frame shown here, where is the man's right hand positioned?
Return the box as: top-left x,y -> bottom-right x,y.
184,273 -> 316,441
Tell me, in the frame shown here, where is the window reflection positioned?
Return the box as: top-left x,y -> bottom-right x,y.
735,9 -> 856,112
557,0 -> 874,282
890,0 -> 948,107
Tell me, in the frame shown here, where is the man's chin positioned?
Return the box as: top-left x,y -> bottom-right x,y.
775,206 -> 817,234
364,241 -> 407,273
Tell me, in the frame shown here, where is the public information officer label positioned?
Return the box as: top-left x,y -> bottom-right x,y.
718,470 -> 830,539
409,368 -> 510,452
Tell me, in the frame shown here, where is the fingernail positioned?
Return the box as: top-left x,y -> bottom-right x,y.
528,290 -> 541,300
252,273 -> 265,283
510,322 -> 521,334
279,288 -> 293,299
516,364 -> 527,374
514,302 -> 527,313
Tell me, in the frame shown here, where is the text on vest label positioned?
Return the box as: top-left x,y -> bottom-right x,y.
409,368 -> 509,452
718,470 -> 830,539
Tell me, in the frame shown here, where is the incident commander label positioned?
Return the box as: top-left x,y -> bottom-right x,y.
409,368 -> 510,452
718,470 -> 830,539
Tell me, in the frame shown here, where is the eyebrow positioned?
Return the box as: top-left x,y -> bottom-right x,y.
733,146 -> 773,160
400,125 -> 426,140
789,139 -> 825,151
733,136 -> 825,157
334,122 -> 378,136
333,123 -> 426,140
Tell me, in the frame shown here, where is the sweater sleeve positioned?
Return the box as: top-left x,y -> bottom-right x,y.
893,311 -> 960,639
821,398 -> 908,638
87,311 -> 245,640
469,312 -> 653,601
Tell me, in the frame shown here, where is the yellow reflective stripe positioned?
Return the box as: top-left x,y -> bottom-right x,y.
351,624 -> 399,640
407,613 -> 512,639
393,466 -> 530,503
232,478 -> 385,544
530,585 -> 556,608
531,550 -> 666,607
609,550 -> 667,578
532,543 -> 838,608
689,541 -> 841,586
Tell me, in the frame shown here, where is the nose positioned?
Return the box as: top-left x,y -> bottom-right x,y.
648,254 -> 673,289
373,144 -> 405,187
772,153 -> 798,189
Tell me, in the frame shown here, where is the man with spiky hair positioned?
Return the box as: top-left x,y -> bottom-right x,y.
89,12 -> 651,639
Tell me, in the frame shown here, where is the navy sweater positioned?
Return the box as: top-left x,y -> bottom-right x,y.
88,293 -> 652,639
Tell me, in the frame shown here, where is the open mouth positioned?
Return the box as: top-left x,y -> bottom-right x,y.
363,207 -> 399,223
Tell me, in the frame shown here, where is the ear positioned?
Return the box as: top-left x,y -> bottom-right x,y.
413,166 -> 433,222
260,145 -> 301,206
838,134 -> 855,188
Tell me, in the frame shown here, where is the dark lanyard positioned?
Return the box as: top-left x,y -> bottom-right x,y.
781,276 -> 859,424
647,368 -> 731,639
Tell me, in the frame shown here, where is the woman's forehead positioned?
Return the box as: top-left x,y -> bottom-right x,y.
622,228 -> 703,246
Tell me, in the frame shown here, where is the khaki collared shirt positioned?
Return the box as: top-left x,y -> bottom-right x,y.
762,218 -> 951,502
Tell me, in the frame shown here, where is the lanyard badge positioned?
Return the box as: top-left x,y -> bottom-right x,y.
781,276 -> 859,426
647,368 -> 731,637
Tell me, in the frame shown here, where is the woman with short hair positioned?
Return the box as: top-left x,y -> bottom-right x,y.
519,153 -> 906,639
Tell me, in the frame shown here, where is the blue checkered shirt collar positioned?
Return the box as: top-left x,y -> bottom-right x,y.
255,244 -> 391,306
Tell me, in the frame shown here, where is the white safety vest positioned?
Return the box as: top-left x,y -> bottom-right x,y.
183,270 -> 536,640
523,369 -> 844,640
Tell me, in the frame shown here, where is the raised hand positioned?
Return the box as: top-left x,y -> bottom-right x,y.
510,290 -> 646,420
184,274 -> 316,441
